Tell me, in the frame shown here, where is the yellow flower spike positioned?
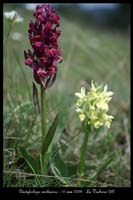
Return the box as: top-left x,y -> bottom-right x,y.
75,80 -> 114,130
76,81 -> 114,187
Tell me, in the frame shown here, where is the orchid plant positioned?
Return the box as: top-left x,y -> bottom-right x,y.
24,4 -> 62,175
75,81 -> 114,186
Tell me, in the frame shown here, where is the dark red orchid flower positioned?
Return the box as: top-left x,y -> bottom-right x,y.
24,4 -> 62,89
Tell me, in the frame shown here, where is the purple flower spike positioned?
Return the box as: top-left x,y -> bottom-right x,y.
24,4 -> 62,89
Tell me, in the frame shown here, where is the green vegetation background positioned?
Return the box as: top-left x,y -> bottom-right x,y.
3,4 -> 130,187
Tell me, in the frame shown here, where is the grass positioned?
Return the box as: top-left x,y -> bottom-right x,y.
3,4 -> 130,187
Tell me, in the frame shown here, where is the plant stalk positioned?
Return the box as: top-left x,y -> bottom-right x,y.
40,85 -> 47,174
77,130 -> 89,186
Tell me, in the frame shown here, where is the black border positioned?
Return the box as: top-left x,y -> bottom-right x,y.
2,0 -> 132,198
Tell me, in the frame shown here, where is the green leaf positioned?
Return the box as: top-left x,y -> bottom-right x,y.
50,147 -> 77,185
90,153 -> 115,181
51,166 -> 69,185
20,146 -> 40,174
20,146 -> 41,185
33,82 -> 40,114
82,153 -> 115,187
42,114 -> 59,156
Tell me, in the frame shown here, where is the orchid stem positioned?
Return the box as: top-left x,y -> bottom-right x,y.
77,130 -> 89,187
40,85 -> 47,174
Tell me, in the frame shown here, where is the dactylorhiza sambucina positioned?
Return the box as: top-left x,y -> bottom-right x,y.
75,81 -> 114,186
75,81 -> 114,130
24,4 -> 62,175
24,4 -> 62,89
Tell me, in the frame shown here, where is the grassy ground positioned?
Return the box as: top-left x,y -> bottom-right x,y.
3,5 -> 130,187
